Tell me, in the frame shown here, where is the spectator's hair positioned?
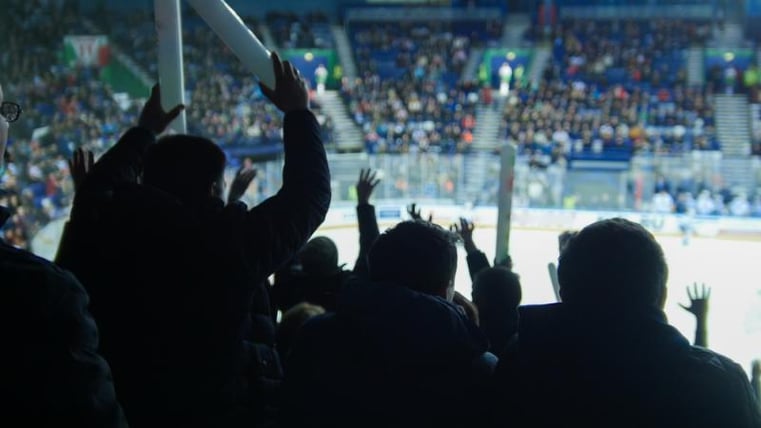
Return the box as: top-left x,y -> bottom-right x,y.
143,135 -> 226,204
277,302 -> 326,358
299,237 -> 339,276
368,220 -> 458,296
472,267 -> 522,311
558,218 -> 668,307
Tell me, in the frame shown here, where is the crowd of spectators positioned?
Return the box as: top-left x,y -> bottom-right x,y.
342,75 -> 480,154
2,0 -> 139,249
502,79 -> 720,164
503,19 -> 719,164
4,68 -> 760,423
343,20 -> 502,154
3,9 -> 761,426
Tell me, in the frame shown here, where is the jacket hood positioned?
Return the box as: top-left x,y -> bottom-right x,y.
336,279 -> 489,368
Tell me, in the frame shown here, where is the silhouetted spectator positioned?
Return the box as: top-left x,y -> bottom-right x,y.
353,168 -> 381,277
273,168 -> 383,313
472,267 -> 522,355
56,54 -> 330,427
282,220 -> 495,427
491,218 -> 761,427
272,236 -> 352,313
0,85 -> 126,427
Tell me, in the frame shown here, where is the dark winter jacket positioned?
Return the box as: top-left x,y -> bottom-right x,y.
0,207 -> 126,427
56,110 -> 330,427
282,278 -> 496,428
491,303 -> 761,427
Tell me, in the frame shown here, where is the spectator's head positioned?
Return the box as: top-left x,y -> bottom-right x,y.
473,267 -> 522,309
143,135 -> 226,204
277,302 -> 325,359
472,266 -> 522,336
558,218 -> 668,309
368,220 -> 458,301
299,236 -> 339,276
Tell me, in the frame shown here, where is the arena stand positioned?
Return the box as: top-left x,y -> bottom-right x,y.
2,0 -> 140,249
6,2 -> 761,256
341,10 -> 503,154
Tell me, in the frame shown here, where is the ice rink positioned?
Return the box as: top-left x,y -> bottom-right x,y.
317,223 -> 761,376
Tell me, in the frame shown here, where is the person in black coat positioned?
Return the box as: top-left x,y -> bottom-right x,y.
491,218 -> 761,428
282,220 -> 496,428
56,54 -> 331,427
0,85 -> 125,427
271,168 -> 381,314
451,217 -> 521,354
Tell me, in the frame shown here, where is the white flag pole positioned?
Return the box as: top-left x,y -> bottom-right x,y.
185,0 -> 276,89
495,143 -> 517,265
154,0 -> 187,133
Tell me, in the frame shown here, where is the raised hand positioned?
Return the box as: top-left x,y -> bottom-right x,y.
228,167 -> 257,204
407,203 -> 432,222
68,148 -> 95,193
680,282 -> 710,347
495,255 -> 514,270
356,168 -> 380,205
451,217 -> 477,253
138,84 -> 185,135
259,52 -> 309,114
679,282 -> 711,319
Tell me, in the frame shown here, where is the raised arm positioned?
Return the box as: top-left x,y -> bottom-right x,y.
679,283 -> 710,347
55,148 -> 95,264
243,53 -> 331,275
452,217 -> 490,280
353,168 -> 380,277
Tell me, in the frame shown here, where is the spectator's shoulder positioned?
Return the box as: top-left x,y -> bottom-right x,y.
0,242 -> 85,304
685,345 -> 753,393
1,242 -> 75,282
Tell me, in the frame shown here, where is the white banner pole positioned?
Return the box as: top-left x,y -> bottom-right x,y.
495,143 -> 517,265
154,0 -> 187,133
185,0 -> 276,89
